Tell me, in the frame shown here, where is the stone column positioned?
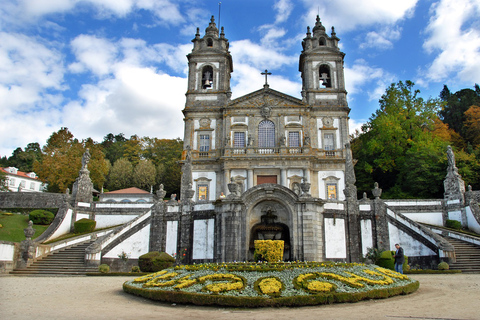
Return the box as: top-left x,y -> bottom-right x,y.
281,169 -> 287,187
16,221 -> 36,269
247,169 -> 254,189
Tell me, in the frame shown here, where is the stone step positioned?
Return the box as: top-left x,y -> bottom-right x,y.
11,240 -> 96,276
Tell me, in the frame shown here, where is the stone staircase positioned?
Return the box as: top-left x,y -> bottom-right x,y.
10,241 -> 97,276
446,237 -> 480,273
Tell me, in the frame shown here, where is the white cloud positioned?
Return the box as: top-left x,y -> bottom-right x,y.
349,118 -> 366,137
359,27 -> 402,50
2,0 -> 184,28
274,0 -> 294,24
301,0 -> 418,31
345,59 -> 396,101
69,35 -> 118,76
230,39 -> 296,70
422,0 -> 480,83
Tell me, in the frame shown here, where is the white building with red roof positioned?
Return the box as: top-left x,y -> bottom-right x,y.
1,167 -> 46,192
99,187 -> 153,203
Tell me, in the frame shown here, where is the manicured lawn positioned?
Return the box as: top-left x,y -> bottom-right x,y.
0,212 -> 49,242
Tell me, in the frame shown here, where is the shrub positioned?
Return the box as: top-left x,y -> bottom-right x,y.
29,210 -> 55,225
99,264 -> 110,273
131,266 -> 141,273
74,218 -> 96,233
138,252 -> 175,272
376,250 -> 408,272
438,262 -> 449,270
446,219 -> 462,230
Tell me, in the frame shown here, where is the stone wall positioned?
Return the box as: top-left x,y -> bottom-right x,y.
0,192 -> 67,209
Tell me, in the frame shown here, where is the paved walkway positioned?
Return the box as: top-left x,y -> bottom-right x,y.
0,274 -> 478,319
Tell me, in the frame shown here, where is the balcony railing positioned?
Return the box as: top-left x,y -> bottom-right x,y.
191,148 -> 343,159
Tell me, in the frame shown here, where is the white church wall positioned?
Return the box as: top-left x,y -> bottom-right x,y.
402,212 -> 443,226
192,219 -> 214,260
165,221 -> 178,257
95,214 -> 139,229
388,222 -> 436,257
448,210 -> 462,222
466,206 -> 480,234
76,213 -> 89,221
324,218 -> 347,259
360,219 -> 373,257
103,223 -> 150,259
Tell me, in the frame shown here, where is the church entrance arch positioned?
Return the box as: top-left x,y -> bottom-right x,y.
249,202 -> 291,260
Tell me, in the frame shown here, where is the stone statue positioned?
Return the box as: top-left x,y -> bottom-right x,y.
304,133 -> 310,146
156,184 -> 166,200
447,145 -> 456,170
81,148 -> 91,169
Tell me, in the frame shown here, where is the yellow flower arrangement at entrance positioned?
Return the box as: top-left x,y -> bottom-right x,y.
254,240 -> 284,262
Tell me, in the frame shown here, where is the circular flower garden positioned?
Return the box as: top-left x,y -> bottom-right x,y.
123,261 -> 419,307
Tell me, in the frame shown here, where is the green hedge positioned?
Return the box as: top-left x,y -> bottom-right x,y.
138,252 -> 175,272
74,218 -> 96,233
29,210 -> 55,225
445,219 -> 462,230
123,280 -> 419,308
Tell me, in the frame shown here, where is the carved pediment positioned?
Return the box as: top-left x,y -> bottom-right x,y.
228,88 -> 304,110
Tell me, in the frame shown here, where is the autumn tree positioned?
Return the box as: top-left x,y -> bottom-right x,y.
133,159 -> 156,191
101,133 -> 127,165
464,105 -> 480,147
33,128 -> 108,192
107,158 -> 134,190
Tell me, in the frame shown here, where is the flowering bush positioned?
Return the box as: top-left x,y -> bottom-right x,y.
124,261 -> 419,307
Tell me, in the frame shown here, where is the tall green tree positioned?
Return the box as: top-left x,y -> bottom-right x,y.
143,137 -> 183,195
107,158 -> 134,190
6,142 -> 42,172
439,85 -> 480,140
101,133 -> 127,165
352,81 -> 448,198
133,159 -> 156,191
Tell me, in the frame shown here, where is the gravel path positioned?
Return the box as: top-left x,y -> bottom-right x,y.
0,273 -> 478,319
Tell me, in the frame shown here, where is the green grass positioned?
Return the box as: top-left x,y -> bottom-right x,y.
0,212 -> 49,242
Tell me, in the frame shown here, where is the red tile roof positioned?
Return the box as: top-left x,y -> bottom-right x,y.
105,187 -> 150,194
0,167 -> 39,180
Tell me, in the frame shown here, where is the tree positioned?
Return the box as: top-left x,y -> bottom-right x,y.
123,135 -> 143,166
439,85 -> 480,139
101,133 -> 127,165
464,105 -> 480,147
107,158 -> 134,190
6,142 -> 42,172
352,81 -> 447,198
143,137 -> 183,195
0,170 -> 9,191
133,159 -> 156,191
33,128 -> 109,192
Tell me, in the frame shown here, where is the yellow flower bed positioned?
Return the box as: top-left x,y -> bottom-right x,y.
198,274 -> 245,293
254,240 -> 284,262
133,270 -> 167,283
144,272 -> 179,287
307,281 -> 335,293
258,277 -> 283,295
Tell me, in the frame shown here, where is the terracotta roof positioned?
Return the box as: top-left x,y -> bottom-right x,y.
104,187 -> 150,194
1,167 -> 39,180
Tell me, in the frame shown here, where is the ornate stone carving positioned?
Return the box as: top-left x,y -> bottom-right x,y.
322,117 -> 334,128
260,105 -> 271,118
199,118 -> 211,129
372,182 -> 382,199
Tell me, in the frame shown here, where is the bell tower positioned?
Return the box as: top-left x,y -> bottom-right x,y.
299,16 -> 347,107
185,16 -> 233,108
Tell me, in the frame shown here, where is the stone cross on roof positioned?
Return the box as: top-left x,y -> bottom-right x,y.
261,69 -> 272,87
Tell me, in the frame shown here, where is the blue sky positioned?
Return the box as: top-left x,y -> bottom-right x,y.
1,0 -> 479,157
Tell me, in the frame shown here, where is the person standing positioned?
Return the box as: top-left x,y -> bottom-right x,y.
393,243 -> 405,274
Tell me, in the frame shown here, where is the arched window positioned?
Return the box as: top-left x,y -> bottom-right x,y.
258,120 -> 275,148
319,38 -> 326,46
206,38 -> 213,47
319,64 -> 331,88
202,65 -> 213,89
